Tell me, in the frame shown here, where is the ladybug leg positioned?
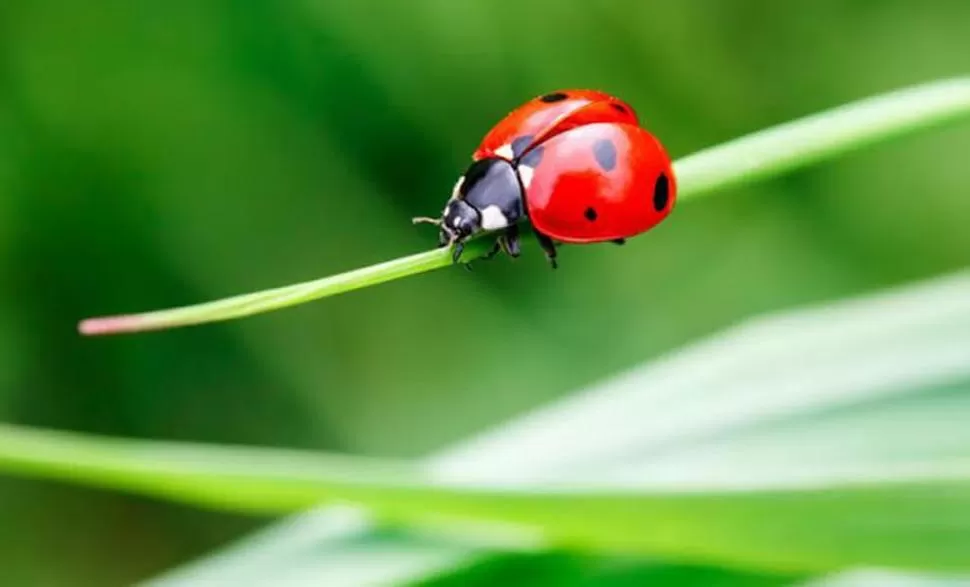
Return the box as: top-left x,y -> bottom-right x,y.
499,224 -> 521,258
455,241 -> 477,272
451,241 -> 465,264
535,231 -> 558,269
612,238 -> 626,246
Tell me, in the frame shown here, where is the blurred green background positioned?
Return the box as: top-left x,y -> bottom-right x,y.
2,1 -> 970,584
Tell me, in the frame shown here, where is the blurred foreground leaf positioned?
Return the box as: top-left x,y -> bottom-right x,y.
6,269 -> 970,576
78,77 -> 970,335
143,268 -> 970,586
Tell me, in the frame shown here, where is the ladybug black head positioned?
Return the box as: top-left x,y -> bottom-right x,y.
439,199 -> 480,246
412,157 -> 524,256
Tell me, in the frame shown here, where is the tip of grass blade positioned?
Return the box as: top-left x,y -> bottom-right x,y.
76,242 -> 492,336
78,315 -> 155,336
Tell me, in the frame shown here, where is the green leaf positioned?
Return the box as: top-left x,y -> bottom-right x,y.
147,520 -> 799,587
143,509 -> 487,587
7,269 -> 970,575
796,570 -> 970,587
77,77 -> 970,336
413,555 -> 803,587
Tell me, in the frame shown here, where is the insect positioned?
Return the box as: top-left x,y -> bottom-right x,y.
413,89 -> 676,268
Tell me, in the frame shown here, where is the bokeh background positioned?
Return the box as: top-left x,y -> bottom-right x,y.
2,1 -> 970,585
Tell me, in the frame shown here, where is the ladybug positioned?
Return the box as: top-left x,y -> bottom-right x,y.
413,89 -> 676,268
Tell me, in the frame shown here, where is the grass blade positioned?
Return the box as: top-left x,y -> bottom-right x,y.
674,77 -> 970,199
79,244 -> 486,335
78,77 -> 970,336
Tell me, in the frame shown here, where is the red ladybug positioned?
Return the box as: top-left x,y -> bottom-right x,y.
413,89 -> 675,268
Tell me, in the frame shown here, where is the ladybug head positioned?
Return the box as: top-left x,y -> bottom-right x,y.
412,158 -> 524,256
438,199 -> 481,246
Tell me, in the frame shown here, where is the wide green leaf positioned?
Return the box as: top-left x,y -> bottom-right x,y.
797,570 -> 970,587
145,508 -> 486,587
5,270 -> 970,576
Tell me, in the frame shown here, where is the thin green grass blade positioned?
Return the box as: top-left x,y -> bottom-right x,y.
78,242 -> 482,335
674,77 -> 970,199
78,77 -> 970,336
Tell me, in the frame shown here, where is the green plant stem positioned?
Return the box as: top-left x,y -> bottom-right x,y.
78,77 -> 970,336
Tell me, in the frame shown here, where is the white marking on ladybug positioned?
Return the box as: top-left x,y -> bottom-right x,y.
451,176 -> 465,200
480,205 -> 510,230
495,144 -> 515,160
518,165 -> 535,189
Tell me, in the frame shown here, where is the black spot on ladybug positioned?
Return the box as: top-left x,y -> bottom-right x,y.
653,173 -> 670,211
584,207 -> 598,221
611,103 -> 627,114
511,135 -> 534,158
540,92 -> 568,103
592,139 -> 617,171
518,145 -> 544,168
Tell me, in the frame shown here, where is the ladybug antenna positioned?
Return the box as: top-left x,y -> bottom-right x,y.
411,216 -> 442,226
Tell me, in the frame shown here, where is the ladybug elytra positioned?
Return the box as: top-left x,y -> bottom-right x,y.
413,89 -> 676,268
